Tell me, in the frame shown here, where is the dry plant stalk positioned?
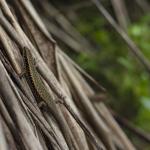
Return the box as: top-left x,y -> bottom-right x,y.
0,0 -> 136,149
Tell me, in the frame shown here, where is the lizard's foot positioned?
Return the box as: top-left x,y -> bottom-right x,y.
38,101 -> 46,108
55,99 -> 64,105
38,101 -> 48,111
18,70 -> 26,78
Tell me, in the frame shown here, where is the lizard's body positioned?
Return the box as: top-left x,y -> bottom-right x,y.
22,47 -> 75,150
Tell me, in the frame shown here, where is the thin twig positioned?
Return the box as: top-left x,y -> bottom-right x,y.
112,111 -> 150,143
91,0 -> 150,74
57,100 -> 104,150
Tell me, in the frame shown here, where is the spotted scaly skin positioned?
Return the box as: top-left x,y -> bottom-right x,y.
23,47 -> 75,150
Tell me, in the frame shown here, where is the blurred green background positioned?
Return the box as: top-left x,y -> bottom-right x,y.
75,9 -> 150,132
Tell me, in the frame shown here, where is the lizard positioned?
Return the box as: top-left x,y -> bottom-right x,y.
22,47 -> 77,150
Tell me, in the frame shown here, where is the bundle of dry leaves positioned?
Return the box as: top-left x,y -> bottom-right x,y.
0,0 -> 136,150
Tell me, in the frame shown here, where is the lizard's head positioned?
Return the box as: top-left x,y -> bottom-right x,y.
22,47 -> 32,58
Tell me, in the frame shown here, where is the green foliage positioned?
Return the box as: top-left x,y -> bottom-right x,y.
128,15 -> 150,131
135,97 -> 150,132
129,15 -> 150,57
74,12 -> 150,132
